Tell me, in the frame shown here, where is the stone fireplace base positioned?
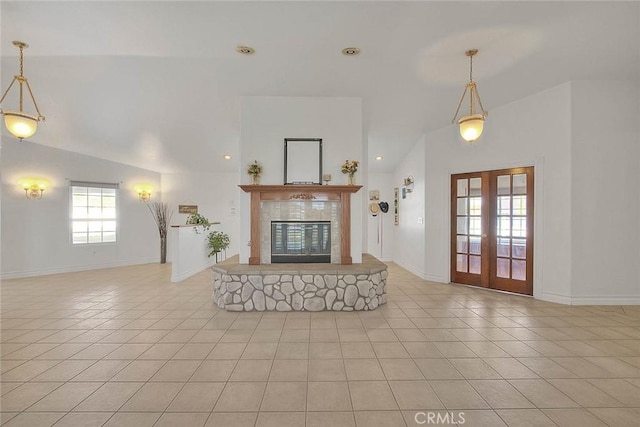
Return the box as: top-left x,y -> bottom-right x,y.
211,254 -> 388,312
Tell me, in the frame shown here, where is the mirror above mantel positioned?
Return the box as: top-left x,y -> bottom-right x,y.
284,138 -> 323,185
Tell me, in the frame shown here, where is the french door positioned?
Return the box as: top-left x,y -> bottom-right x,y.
451,167 -> 534,295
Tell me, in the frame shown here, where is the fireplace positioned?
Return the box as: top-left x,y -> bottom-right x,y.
240,185 -> 361,264
271,221 -> 331,263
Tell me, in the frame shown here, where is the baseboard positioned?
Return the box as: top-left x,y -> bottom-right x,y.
536,292 -> 640,306
171,260 -> 216,283
1,257 -> 160,280
393,260 -> 427,280
367,254 -> 393,263
538,292 -> 573,305
570,296 -> 640,305
425,274 -> 447,283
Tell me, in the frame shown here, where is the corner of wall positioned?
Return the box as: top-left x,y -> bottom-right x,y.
392,136 -> 427,277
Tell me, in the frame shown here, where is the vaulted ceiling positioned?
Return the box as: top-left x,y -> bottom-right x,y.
2,1 -> 638,173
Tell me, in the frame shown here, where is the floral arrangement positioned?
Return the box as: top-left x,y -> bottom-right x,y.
341,160 -> 359,176
247,160 -> 263,176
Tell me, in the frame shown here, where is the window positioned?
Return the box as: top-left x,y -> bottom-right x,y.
70,182 -> 118,244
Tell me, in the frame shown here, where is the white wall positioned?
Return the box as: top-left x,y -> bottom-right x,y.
393,137 -> 427,278
239,97 -> 364,263
421,83 -> 573,302
570,80 -> 640,303
1,141 -> 161,278
161,172 -> 241,261
366,172 -> 395,261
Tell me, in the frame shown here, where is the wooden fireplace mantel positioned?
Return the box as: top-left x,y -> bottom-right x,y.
240,185 -> 362,265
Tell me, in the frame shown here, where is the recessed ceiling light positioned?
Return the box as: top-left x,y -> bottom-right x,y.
341,47 -> 360,56
375,156 -> 383,160
224,155 -> 232,160
236,45 -> 255,55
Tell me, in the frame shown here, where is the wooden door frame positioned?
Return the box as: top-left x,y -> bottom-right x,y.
450,167 -> 534,296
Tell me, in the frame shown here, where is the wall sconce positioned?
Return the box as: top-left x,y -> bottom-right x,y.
20,179 -> 48,199
403,175 -> 414,193
134,185 -> 153,202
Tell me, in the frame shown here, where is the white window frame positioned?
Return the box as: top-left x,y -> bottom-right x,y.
70,181 -> 119,245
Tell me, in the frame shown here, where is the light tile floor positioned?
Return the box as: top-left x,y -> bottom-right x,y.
1,263 -> 639,426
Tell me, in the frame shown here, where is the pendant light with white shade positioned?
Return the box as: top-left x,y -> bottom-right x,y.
0,41 -> 46,141
451,49 -> 488,143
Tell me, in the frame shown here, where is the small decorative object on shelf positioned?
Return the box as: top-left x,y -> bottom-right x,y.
341,160 -> 359,185
322,174 -> 332,185
247,160 -> 263,185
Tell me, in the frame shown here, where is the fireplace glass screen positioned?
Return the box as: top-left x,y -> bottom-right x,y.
271,221 -> 331,263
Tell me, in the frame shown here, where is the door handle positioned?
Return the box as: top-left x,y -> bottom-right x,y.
482,234 -> 487,238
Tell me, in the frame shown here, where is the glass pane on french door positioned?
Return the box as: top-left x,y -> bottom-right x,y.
491,169 -> 533,295
456,178 -> 482,274
496,174 -> 526,280
451,173 -> 487,287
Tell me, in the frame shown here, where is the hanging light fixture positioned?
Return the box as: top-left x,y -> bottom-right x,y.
451,49 -> 488,143
0,41 -> 46,141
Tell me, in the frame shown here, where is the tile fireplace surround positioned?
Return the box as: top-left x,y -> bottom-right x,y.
263,205 -> 339,264
240,185 -> 362,265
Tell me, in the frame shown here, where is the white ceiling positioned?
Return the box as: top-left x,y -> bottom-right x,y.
2,1 -> 638,174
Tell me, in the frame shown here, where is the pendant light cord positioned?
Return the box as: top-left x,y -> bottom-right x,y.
18,45 -> 24,111
451,49 -> 487,124
19,45 -> 24,77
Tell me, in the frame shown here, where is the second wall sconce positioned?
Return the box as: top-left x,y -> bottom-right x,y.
135,184 -> 153,202
20,179 -> 48,199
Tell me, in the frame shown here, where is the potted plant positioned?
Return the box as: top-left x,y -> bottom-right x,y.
341,159 -> 359,185
207,230 -> 230,263
247,160 -> 263,185
186,213 -> 210,233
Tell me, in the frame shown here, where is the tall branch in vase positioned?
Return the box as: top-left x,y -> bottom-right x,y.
147,202 -> 173,264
